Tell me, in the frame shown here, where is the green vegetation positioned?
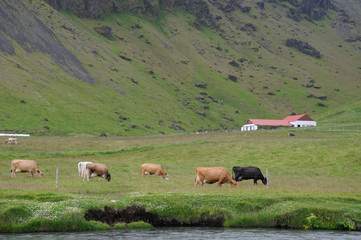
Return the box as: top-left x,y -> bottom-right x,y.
1,0 -> 360,136
0,0 -> 360,232
0,128 -> 360,232
317,99 -> 361,131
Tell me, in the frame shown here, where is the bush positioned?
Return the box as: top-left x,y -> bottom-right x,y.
0,207 -> 31,225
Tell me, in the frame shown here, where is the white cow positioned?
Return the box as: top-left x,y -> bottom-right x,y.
78,161 -> 93,181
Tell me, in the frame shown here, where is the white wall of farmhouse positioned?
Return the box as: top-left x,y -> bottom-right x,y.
241,124 -> 258,131
291,120 -> 317,127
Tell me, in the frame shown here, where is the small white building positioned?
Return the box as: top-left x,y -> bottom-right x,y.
241,114 -> 316,131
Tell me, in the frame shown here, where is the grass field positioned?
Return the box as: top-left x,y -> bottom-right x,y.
0,128 -> 361,232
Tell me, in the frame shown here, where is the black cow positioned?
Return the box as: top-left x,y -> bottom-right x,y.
232,166 -> 267,185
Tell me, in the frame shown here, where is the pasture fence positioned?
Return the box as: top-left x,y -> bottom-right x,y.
56,166 -> 59,190
266,168 -> 269,190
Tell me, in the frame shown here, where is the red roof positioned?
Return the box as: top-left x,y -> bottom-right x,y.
248,119 -> 291,126
283,114 -> 314,122
247,114 -> 314,126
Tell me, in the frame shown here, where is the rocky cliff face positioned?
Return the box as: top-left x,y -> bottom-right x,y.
301,0 -> 333,20
44,0 -> 338,27
46,0 -> 117,19
0,0 -> 94,83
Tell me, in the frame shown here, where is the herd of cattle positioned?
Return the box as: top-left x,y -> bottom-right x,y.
9,159 -> 268,188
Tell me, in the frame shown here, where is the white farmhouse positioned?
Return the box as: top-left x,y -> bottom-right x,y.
241,114 -> 316,131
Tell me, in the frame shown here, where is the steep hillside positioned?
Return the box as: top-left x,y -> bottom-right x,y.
0,0 -> 360,136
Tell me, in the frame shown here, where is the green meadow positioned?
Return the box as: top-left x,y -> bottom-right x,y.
0,127 -> 360,232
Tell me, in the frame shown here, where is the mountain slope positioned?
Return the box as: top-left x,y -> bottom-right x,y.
0,0 -> 360,136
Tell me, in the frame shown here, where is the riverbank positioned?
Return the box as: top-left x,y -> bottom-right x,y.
0,191 -> 360,232
0,130 -> 360,232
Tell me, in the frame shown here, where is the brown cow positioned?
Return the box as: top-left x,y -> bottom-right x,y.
140,163 -> 168,180
195,167 -> 237,188
5,138 -> 17,144
11,159 -> 44,178
86,163 -> 111,182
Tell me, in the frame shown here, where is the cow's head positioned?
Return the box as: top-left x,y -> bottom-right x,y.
163,173 -> 169,181
37,170 -> 44,178
230,180 -> 238,188
106,173 -> 111,182
262,177 -> 267,185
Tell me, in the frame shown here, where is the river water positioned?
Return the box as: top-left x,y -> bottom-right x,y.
1,227 -> 360,240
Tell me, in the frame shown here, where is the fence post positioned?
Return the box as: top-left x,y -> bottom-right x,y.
56,166 -> 59,190
266,168 -> 269,189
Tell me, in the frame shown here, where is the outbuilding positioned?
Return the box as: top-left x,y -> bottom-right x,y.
241,114 -> 316,131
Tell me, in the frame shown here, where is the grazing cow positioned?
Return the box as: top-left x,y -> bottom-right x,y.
78,161 -> 93,181
140,163 -> 168,180
232,166 -> 267,185
86,163 -> 111,182
195,167 -> 237,188
288,133 -> 295,137
10,159 -> 44,178
5,138 -> 17,144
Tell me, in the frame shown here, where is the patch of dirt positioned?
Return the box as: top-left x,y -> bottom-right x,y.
84,205 -> 224,227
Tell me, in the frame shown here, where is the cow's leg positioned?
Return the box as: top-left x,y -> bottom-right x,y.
142,169 -> 146,179
195,175 -> 202,188
254,179 -> 257,185
29,171 -> 33,177
156,171 -> 160,179
87,168 -> 94,182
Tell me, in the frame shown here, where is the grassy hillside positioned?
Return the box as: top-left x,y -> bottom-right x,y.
317,98 -> 361,131
0,129 -> 360,231
0,0 -> 360,136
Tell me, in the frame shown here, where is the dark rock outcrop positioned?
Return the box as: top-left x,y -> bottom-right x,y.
228,75 -> 238,82
46,0 -> 116,19
301,0 -> 332,21
195,82 -> 207,88
85,205 -> 225,227
240,23 -> 257,34
286,39 -> 321,58
284,0 -> 334,22
229,60 -> 239,67
94,26 -> 113,39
